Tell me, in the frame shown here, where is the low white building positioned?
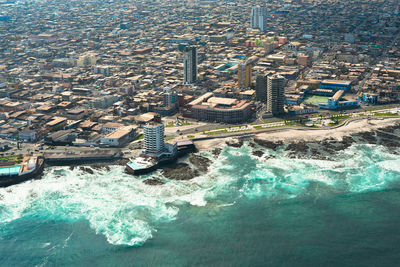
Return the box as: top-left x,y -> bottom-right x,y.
100,126 -> 137,147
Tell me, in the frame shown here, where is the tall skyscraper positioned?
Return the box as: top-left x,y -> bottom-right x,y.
184,46 -> 198,84
255,74 -> 267,101
238,61 -> 252,88
144,123 -> 165,155
251,6 -> 267,32
267,75 -> 285,115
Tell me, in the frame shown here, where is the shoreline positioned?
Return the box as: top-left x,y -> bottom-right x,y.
194,117 -> 400,150
3,117 -> 399,186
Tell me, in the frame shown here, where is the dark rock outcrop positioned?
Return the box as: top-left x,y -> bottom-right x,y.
285,142 -> 308,153
189,154 -> 212,172
162,163 -> 199,180
253,139 -> 282,150
211,147 -> 222,157
79,166 -> 94,175
356,131 -> 377,144
225,138 -> 243,148
143,178 -> 165,185
252,150 -> 264,157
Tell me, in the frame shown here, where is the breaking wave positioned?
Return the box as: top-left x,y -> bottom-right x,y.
0,141 -> 399,246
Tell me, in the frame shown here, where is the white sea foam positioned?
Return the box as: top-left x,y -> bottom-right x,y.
1,142 -> 399,246
377,159 -> 400,173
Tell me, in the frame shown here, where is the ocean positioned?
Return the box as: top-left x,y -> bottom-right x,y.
1,141 -> 400,266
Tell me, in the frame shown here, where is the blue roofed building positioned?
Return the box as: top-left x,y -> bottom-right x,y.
319,80 -> 352,92
319,90 -> 359,110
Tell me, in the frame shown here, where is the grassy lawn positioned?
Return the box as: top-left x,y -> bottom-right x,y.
0,155 -> 23,163
284,121 -> 302,126
204,129 -> 228,136
374,112 -> 398,116
303,95 -> 330,105
331,115 -> 351,120
166,122 -> 193,127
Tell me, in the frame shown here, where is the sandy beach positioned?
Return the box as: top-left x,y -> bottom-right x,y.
194,117 -> 400,150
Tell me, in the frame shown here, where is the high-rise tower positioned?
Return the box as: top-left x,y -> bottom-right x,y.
144,123 -> 165,155
255,74 -> 268,102
267,75 -> 285,115
251,6 -> 267,32
238,61 -> 252,88
184,46 -> 198,84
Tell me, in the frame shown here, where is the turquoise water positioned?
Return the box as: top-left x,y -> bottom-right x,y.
128,161 -> 147,170
0,166 -> 21,176
1,142 -> 400,266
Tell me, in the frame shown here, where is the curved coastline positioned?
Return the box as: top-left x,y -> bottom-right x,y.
194,117 -> 400,150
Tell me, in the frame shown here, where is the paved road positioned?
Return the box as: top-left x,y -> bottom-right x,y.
1,106 -> 399,157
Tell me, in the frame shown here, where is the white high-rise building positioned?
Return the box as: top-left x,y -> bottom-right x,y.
251,6 -> 267,32
144,123 -> 165,155
184,46 -> 198,84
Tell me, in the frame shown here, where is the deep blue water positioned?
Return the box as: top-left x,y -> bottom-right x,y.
1,142 -> 400,266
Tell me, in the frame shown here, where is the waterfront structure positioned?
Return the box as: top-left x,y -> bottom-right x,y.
0,156 -> 45,187
184,46 -> 197,84
255,74 -> 267,101
189,93 -> 252,123
144,123 -> 165,155
127,122 -> 179,175
251,6 -> 267,32
267,75 -> 285,115
238,61 -> 252,89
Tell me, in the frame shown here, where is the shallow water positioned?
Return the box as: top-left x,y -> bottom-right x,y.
1,142 -> 400,266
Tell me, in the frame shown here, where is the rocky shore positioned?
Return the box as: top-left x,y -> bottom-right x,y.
141,120 -> 400,185
161,163 -> 199,181
223,122 -> 400,160
189,154 -> 212,172
72,118 -> 400,186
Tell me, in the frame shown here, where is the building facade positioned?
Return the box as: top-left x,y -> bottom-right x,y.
267,75 -> 285,115
255,74 -> 267,101
189,93 -> 252,123
184,46 -> 198,84
238,61 -> 252,88
251,6 -> 267,32
144,123 -> 165,155
163,92 -> 178,107
319,80 -> 352,92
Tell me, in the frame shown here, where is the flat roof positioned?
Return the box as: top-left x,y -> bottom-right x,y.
46,117 -> 67,126
207,97 -> 237,106
332,90 -> 344,101
103,122 -> 124,128
321,80 -> 352,85
188,92 -> 213,106
105,129 -> 131,139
